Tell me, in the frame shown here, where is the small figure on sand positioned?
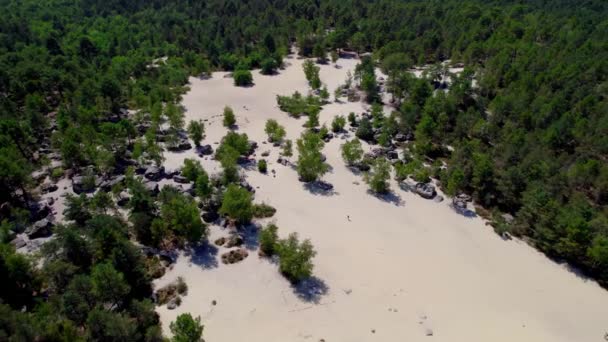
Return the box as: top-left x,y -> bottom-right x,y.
347,215 -> 351,221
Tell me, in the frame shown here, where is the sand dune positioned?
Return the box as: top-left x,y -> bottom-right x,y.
157,55 -> 608,342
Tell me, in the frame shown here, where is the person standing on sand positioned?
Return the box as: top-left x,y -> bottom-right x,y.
347,215 -> 351,221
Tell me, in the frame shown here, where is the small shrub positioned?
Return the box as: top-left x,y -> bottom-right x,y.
50,167 -> 64,180
176,276 -> 188,295
253,202 -> 276,218
331,115 -> 346,132
258,159 -> 267,173
223,106 -> 236,127
259,223 -> 279,256
233,69 -> 253,86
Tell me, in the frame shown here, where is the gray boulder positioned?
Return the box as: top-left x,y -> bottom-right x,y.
415,183 -> 436,199
173,175 -> 189,184
144,166 -> 165,181
26,219 -> 54,239
196,144 -> 213,156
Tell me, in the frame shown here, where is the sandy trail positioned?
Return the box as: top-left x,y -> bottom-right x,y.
158,55 -> 608,342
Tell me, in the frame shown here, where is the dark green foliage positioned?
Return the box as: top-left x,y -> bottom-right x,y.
156,187 -> 207,245
1,0 -> 608,335
261,58 -> 278,75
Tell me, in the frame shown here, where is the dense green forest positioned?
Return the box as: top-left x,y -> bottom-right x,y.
1,0 -> 607,339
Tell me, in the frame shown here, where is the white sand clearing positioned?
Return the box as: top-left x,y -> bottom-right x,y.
157,55 -> 608,342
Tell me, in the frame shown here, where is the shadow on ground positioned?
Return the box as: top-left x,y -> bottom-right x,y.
368,190 -> 404,206
239,223 -> 260,250
304,181 -> 338,196
292,276 -> 329,303
188,242 -> 219,269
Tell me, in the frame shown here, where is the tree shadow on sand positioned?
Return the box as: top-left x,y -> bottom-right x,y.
368,190 -> 404,206
237,223 -> 260,251
292,276 -> 329,304
450,204 -> 478,218
303,181 -> 338,196
188,242 -> 219,269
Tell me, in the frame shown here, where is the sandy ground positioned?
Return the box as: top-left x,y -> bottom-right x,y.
156,55 -> 608,342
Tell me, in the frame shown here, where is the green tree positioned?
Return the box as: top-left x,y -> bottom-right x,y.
233,69 -> 253,86
331,115 -> 346,133
365,158 -> 391,194
265,119 -> 286,143
170,313 -> 204,342
182,159 -> 204,182
277,233 -> 316,283
296,131 -> 328,182
223,106 -> 236,128
281,140 -> 293,158
341,138 -> 364,166
355,117 -> 374,141
91,263 -> 130,308
187,120 -> 205,147
259,223 -> 279,256
195,172 -> 212,200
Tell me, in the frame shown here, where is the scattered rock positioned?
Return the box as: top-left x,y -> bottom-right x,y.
99,175 -> 125,191
214,237 -> 226,246
433,195 -> 444,203
196,144 -> 214,156
261,150 -> 270,157
386,150 -> 399,160
452,197 -> 467,213
41,182 -> 58,194
211,300 -> 217,306
277,157 -> 289,166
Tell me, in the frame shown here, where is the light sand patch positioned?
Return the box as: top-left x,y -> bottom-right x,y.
158,56 -> 608,342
